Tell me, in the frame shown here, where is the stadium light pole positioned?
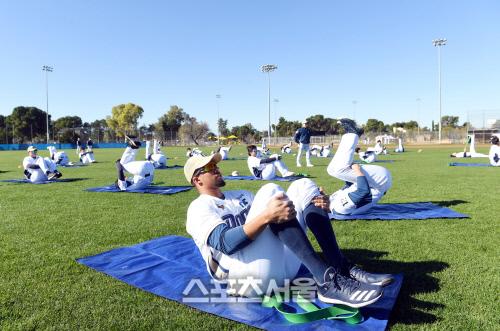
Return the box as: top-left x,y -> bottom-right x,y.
42,65 -> 53,144
216,94 -> 221,146
261,64 -> 278,145
416,97 -> 421,136
352,100 -> 357,122
273,98 -> 279,145
432,38 -> 446,143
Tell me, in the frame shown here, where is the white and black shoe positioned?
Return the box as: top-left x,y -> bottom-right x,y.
317,267 -> 382,308
348,265 -> 394,286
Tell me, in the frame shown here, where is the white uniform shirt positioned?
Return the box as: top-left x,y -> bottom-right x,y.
23,156 -> 40,170
247,156 -> 265,178
329,186 -> 357,215
186,190 -> 254,281
359,151 -> 376,163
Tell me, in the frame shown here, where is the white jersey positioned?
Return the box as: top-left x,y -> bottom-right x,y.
23,156 -> 40,171
186,190 -> 254,281
53,151 -> 70,165
359,151 -> 376,163
247,156 -> 265,177
489,145 -> 500,166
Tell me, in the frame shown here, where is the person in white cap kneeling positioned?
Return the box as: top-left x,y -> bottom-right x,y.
23,146 -> 62,182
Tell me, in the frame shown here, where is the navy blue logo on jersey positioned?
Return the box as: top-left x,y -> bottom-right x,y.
222,205 -> 250,228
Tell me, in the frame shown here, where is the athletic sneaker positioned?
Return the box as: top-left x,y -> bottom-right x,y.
117,180 -> 127,191
47,172 -> 58,180
317,267 -> 382,308
337,119 -> 364,136
283,171 -> 295,177
54,171 -> 63,179
348,265 -> 394,286
307,164 -> 314,167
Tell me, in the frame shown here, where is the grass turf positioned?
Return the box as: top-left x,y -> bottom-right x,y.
0,144 -> 498,330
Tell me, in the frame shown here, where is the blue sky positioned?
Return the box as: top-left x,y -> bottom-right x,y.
1,0 -> 499,132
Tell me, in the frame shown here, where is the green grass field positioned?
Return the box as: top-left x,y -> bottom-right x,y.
0,145 -> 498,330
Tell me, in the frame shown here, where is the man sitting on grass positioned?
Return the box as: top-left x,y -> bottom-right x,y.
23,146 -> 62,183
247,145 -> 295,180
184,153 -> 393,306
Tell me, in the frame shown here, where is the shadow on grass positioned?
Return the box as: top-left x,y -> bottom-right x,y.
430,199 -> 468,207
343,249 -> 449,326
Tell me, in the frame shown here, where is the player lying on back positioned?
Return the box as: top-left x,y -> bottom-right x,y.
327,119 -> 392,215
355,147 -> 377,163
310,144 -> 333,158
145,139 -> 167,168
47,146 -> 71,166
450,134 -> 488,158
114,137 -> 154,191
184,153 -> 393,307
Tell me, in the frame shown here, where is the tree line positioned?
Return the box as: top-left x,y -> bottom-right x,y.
0,104 -> 468,144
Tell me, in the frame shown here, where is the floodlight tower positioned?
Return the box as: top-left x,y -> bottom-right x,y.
416,97 -> 422,136
42,65 -> 53,144
261,64 -> 278,145
216,94 -> 221,145
432,38 -> 446,143
273,98 -> 279,144
352,100 -> 357,122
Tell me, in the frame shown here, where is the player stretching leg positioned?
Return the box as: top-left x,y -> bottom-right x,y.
247,145 -> 294,179
327,119 -> 392,215
23,146 -> 62,182
184,154 -> 393,307
145,139 -> 167,168
115,137 -> 155,191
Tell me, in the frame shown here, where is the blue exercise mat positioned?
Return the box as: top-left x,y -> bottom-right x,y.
330,202 -> 468,220
224,175 -> 306,182
77,235 -> 402,331
0,178 -> 86,184
86,185 -> 192,194
155,165 -> 183,170
449,162 -> 493,167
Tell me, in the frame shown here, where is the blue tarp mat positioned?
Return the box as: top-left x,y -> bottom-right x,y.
449,162 -> 493,167
77,235 -> 403,331
155,165 -> 183,170
224,175 -> 305,182
0,178 -> 86,184
85,185 -> 192,195
330,202 -> 468,220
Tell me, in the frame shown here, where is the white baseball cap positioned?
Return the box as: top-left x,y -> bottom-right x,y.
184,153 -> 222,184
27,146 -> 38,152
